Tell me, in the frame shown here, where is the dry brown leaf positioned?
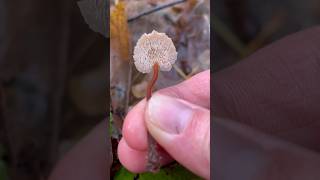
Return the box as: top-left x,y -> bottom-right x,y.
186,0 -> 198,12
110,1 -> 131,61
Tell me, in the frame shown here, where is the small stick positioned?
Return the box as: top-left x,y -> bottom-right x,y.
146,63 -> 161,172
128,0 -> 186,22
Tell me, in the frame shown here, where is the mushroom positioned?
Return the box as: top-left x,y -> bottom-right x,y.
133,30 -> 177,100
133,30 -> 177,172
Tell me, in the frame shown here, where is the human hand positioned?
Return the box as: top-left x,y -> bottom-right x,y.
118,70 -> 210,179
48,25 -> 320,180
49,121 -> 110,180
213,26 -> 320,180
48,70 -> 210,180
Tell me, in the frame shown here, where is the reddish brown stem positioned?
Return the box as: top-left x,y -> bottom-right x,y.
146,63 -> 161,172
146,63 -> 159,100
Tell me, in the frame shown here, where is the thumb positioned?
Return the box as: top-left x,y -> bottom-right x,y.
145,94 -> 210,179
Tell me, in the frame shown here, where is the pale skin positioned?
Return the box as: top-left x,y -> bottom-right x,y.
49,70 -> 210,180
118,70 -> 210,178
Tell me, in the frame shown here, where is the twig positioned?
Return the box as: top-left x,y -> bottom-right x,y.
186,65 -> 200,78
173,64 -> 188,80
243,12 -> 285,56
212,15 -> 247,57
128,0 -> 186,22
125,59 -> 133,113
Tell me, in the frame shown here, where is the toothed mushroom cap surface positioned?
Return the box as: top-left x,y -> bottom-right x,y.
133,30 -> 177,73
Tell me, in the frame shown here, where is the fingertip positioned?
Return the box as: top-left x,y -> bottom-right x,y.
122,100 -> 148,151
117,138 -> 147,173
117,138 -> 174,174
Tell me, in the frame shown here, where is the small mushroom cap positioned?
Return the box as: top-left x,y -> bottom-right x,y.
133,30 -> 177,73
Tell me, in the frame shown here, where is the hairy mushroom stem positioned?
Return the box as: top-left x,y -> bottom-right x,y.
145,63 -> 161,172
146,63 -> 159,101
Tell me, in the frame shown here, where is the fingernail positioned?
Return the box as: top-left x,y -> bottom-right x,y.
147,94 -> 193,134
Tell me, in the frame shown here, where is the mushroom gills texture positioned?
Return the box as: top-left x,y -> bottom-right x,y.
133,30 -> 177,73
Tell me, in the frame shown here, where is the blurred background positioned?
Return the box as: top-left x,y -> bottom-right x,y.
1,0 -> 319,179
213,0 -> 320,72
0,0 -> 108,179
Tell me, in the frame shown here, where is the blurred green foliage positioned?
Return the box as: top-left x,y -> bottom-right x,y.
0,144 -> 8,180
109,112 -> 113,136
114,163 -> 202,180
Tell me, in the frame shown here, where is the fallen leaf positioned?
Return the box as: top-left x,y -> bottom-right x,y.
110,1 -> 133,131
110,1 -> 131,61
77,0 -> 109,38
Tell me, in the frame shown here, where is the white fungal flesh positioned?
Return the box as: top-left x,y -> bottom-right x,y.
133,30 -> 177,73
